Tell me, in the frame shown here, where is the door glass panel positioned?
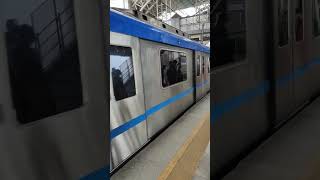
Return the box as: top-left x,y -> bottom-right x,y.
279,0 -> 289,46
207,57 -> 210,73
110,46 -> 136,101
212,0 -> 247,67
202,56 -> 205,74
160,50 -> 187,88
196,55 -> 200,76
313,0 -> 320,36
2,0 -> 83,123
295,0 -> 304,41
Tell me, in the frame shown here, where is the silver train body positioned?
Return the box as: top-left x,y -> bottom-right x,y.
0,0 -> 108,179
110,9 -> 210,172
211,0 -> 320,179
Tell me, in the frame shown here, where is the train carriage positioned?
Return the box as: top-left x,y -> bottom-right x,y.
110,8 -> 210,172
211,0 -> 320,178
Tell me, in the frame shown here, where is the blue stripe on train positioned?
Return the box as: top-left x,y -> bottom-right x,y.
110,9 -> 210,54
211,80 -> 270,124
80,166 -> 109,180
110,80 -> 209,139
211,58 -> 320,123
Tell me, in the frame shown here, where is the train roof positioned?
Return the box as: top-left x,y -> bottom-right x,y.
110,9 -> 210,54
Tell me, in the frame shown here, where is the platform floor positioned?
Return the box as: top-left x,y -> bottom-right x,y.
224,97 -> 320,180
193,142 -> 210,180
111,94 -> 210,180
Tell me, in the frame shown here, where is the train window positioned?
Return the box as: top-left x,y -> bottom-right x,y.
279,0 -> 289,46
111,46 -> 136,101
207,58 -> 210,73
196,56 -> 201,76
192,38 -> 200,41
160,50 -> 187,88
313,0 -> 320,36
209,56 -> 212,72
2,0 -> 83,123
295,0 -> 304,42
212,0 -> 247,67
202,56 -> 205,74
142,15 -> 148,21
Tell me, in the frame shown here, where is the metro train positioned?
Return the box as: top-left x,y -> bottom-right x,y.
109,8 -> 210,172
211,0 -> 320,179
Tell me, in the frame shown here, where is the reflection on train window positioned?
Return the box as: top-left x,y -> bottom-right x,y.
2,0 -> 83,123
279,0 -> 289,46
160,50 -> 188,88
295,0 -> 304,42
197,56 -> 201,76
212,0 -> 247,67
111,46 -> 136,101
313,0 -> 320,36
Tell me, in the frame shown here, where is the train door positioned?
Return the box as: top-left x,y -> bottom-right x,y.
292,0 -> 310,110
110,32 -> 147,170
272,0 -> 296,126
311,0 -> 320,93
195,52 -> 203,100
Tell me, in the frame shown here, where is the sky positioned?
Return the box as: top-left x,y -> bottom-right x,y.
110,0 -> 129,9
110,55 -> 130,70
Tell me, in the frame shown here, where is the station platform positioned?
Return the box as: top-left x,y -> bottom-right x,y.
111,94 -> 210,180
193,142 -> 210,180
223,97 -> 320,180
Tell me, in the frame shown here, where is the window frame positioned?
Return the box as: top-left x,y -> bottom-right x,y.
110,45 -> 137,101
159,48 -> 189,89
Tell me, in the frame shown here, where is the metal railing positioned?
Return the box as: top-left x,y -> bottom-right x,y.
119,58 -> 134,84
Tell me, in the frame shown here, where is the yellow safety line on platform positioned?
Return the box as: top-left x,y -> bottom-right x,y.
158,112 -> 210,180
